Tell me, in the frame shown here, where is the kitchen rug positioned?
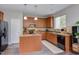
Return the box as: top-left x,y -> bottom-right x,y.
42,40 -> 64,54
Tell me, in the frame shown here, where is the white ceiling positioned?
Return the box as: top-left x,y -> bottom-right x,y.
0,4 -> 71,17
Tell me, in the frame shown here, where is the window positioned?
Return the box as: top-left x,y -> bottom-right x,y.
54,15 -> 66,29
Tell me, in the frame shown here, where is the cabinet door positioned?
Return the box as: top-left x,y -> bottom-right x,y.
42,32 -> 47,40
23,17 -> 35,28
23,17 -> 46,28
46,16 -> 54,28
46,33 -> 51,41
51,33 -> 57,45
47,33 -> 54,43
46,17 -> 51,28
47,33 -> 57,45
38,32 -> 46,40
35,19 -> 46,28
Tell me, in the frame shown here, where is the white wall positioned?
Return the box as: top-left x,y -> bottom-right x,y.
54,5 -> 79,26
0,9 -> 23,45
7,11 -> 23,44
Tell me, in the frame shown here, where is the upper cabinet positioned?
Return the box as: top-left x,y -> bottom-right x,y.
46,16 -> 54,28
23,17 -> 34,28
23,16 -> 54,28
23,17 -> 47,28
0,11 -> 4,21
35,18 -> 47,28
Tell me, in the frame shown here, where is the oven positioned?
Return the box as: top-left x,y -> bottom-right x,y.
57,35 -> 65,50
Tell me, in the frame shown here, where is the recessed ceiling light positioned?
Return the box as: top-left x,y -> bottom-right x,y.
24,16 -> 27,20
34,17 -> 38,20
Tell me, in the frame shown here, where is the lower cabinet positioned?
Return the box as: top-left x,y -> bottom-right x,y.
46,32 -> 72,52
42,32 -> 47,40
39,32 -> 57,45
38,32 -> 47,40
46,32 -> 57,45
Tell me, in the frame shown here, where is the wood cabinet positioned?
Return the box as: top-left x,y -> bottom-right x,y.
0,11 -> 4,21
46,17 -> 51,28
41,32 -> 47,40
23,17 -> 34,28
46,32 -> 57,45
52,16 -> 54,28
38,32 -> 47,40
19,34 -> 42,54
23,17 -> 47,28
46,16 -> 54,28
23,16 -> 55,28
65,35 -> 72,52
23,16 -> 54,34
46,32 -> 72,52
35,18 -> 46,28
42,32 -> 47,40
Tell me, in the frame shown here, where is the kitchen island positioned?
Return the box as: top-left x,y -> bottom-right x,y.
19,34 -> 42,54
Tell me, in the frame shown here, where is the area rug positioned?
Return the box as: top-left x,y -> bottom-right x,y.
42,40 -> 64,54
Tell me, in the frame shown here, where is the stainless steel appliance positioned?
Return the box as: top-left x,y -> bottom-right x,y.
0,21 -> 8,54
57,35 -> 65,50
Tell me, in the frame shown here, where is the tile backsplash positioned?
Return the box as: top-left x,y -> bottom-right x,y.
47,26 -> 72,34
24,26 -> 72,34
66,26 -> 72,33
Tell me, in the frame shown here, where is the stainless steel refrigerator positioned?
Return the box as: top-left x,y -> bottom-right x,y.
0,21 -> 8,53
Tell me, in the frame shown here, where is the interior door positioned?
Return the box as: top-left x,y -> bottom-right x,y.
10,19 -> 21,44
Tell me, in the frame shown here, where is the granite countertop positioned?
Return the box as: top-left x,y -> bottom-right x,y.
39,30 -> 72,36
22,29 -> 72,37
21,34 -> 42,37
47,31 -> 72,36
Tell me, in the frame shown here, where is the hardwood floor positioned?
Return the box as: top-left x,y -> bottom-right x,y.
0,41 -> 77,55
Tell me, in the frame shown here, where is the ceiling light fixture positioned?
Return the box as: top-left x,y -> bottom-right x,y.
34,17 -> 38,20
24,16 -> 27,20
